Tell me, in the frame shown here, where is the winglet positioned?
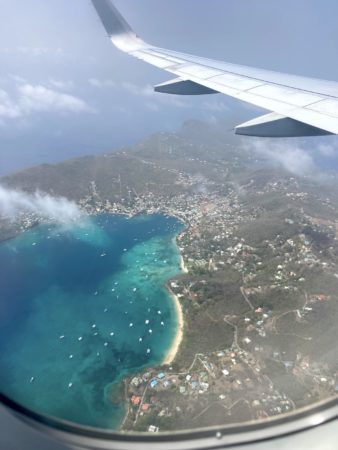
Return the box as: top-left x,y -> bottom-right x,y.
91,0 -> 148,52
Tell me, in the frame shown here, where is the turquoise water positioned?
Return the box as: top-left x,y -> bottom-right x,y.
0,214 -> 184,429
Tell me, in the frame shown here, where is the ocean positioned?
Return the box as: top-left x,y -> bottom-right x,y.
0,214 -> 184,429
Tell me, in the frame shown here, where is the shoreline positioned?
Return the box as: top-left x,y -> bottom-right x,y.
162,287 -> 184,366
162,235 -> 188,366
119,232 -> 187,429
179,253 -> 188,274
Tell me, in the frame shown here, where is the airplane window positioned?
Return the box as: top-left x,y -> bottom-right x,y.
0,1 -> 337,448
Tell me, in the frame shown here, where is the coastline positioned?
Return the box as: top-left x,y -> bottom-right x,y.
162,235 -> 188,366
120,229 -> 187,429
162,287 -> 184,366
119,285 -> 185,430
179,253 -> 188,274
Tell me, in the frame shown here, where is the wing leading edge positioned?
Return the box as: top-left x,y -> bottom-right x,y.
91,0 -> 338,137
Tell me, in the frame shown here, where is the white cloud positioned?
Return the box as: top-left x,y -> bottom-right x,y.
88,79 -> 231,113
121,81 -> 190,109
111,105 -> 130,115
0,89 -> 21,119
18,84 -> 92,114
10,75 -> 28,84
0,185 -> 82,224
243,139 -> 315,176
17,46 -> 49,57
17,46 -> 65,58
145,101 -> 160,112
48,79 -> 74,90
121,82 -> 153,97
0,84 -> 93,121
89,78 -> 116,88
318,143 -> 337,158
203,100 -> 229,112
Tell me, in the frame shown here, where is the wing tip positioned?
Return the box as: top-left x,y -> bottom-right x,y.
91,0 -> 147,52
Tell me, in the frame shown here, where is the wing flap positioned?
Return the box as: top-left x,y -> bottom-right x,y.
246,85 -> 323,107
176,65 -> 224,79
157,47 -> 338,98
307,98 -> 338,118
210,73 -> 265,91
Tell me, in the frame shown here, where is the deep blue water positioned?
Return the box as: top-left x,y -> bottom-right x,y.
0,214 -> 184,429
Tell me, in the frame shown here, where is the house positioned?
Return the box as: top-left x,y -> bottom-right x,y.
150,379 -> 158,388
131,395 -> 141,406
131,377 -> 142,387
141,403 -> 151,412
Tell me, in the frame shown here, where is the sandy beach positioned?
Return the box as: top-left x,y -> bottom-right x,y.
162,289 -> 184,365
161,237 -> 188,365
179,254 -> 188,274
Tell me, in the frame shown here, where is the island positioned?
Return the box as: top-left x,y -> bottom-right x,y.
1,120 -> 338,432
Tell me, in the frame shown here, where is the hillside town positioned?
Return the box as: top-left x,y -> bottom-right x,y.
1,128 -> 338,432
70,154 -> 338,431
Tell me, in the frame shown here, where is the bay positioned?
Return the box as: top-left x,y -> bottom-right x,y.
0,214 -> 184,429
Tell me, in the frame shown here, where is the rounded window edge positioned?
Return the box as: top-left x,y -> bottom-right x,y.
1,392 -> 338,449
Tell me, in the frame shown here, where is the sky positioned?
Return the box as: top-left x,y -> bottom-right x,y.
0,0 -> 338,175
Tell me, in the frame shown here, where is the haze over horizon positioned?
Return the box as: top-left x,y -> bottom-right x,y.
1,0 -> 338,175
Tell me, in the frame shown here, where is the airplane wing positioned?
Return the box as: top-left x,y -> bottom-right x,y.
91,0 -> 338,138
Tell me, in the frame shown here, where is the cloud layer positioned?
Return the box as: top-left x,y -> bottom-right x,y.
243,139 -> 316,176
89,78 -> 230,114
0,185 -> 82,224
0,84 -> 92,121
